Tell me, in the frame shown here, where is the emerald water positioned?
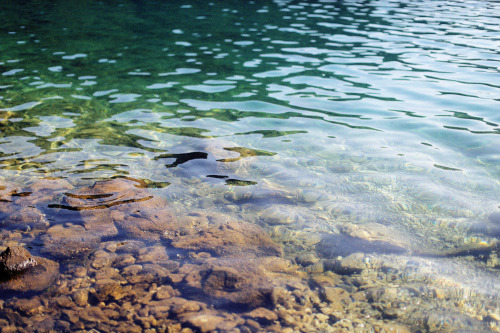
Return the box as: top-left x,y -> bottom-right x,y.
1,0 -> 500,331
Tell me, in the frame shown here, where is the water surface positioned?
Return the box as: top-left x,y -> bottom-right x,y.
1,0 -> 500,331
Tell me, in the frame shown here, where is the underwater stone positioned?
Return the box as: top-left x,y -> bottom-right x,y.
16,178 -> 74,206
41,224 -> 100,260
184,259 -> 273,309
244,307 -> 278,324
72,289 -> 89,307
1,206 -> 49,230
296,253 -> 319,267
63,178 -> 178,240
321,287 -> 351,311
317,223 -> 410,258
258,204 -> 312,226
171,219 -> 282,257
179,311 -> 226,333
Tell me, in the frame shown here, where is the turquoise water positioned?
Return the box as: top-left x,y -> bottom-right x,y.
1,0 -> 500,331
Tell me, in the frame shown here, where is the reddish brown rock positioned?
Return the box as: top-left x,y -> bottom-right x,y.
92,279 -> 127,302
171,219 -> 283,257
0,181 -> 22,215
16,178 -> 73,206
0,181 -> 21,203
1,206 -> 49,230
27,178 -> 73,193
63,178 -> 178,240
321,287 -> 352,311
179,311 -> 225,333
41,224 -> 100,260
244,307 -> 278,324
0,256 -> 59,293
183,258 -> 274,309
0,246 -> 37,279
79,306 -> 107,324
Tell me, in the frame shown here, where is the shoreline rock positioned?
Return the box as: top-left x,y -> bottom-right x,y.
0,247 -> 37,280
0,247 -> 59,293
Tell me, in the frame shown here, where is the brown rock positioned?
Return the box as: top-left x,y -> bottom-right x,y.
10,298 -> 43,315
62,178 -> 178,240
1,207 -> 49,230
171,219 -> 282,257
244,307 -> 278,324
91,250 -> 117,269
317,223 -> 410,258
79,306 -> 107,323
17,178 -> 73,206
328,253 -> 367,275
93,266 -> 123,281
41,224 -> 100,260
113,254 -> 136,267
183,258 -> 273,309
180,311 -> 225,333
72,289 -> 89,307
0,256 -> 59,292
54,295 -> 74,308
137,245 -> 169,264
321,287 -> 351,311
120,263 -> 173,284
0,181 -> 20,204
154,285 -> 177,300
0,246 -> 38,279
170,298 -> 204,315
93,279 -> 127,302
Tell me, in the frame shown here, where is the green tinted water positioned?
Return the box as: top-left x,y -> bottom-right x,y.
1,0 -> 500,331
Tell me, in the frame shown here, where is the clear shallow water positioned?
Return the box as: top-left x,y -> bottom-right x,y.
1,0 -> 500,331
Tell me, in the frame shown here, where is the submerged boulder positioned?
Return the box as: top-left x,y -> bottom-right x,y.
1,206 -> 49,231
317,223 -> 411,258
170,219 -> 283,257
41,224 -> 101,260
16,178 -> 74,206
183,257 -> 275,309
63,177 -> 178,240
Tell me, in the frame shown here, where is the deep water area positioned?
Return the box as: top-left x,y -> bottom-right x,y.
1,0 -> 500,331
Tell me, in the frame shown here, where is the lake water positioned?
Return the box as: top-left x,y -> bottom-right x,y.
1,0 -> 500,331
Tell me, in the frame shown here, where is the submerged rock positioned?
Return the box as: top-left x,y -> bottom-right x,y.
41,224 -> 100,260
62,178 -> 178,240
317,223 -> 410,258
258,204 -> 312,226
16,178 -> 74,206
183,258 -> 274,309
1,206 -> 49,231
170,219 -> 283,257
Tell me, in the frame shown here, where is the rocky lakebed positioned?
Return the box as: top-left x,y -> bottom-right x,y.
0,177 -> 500,332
